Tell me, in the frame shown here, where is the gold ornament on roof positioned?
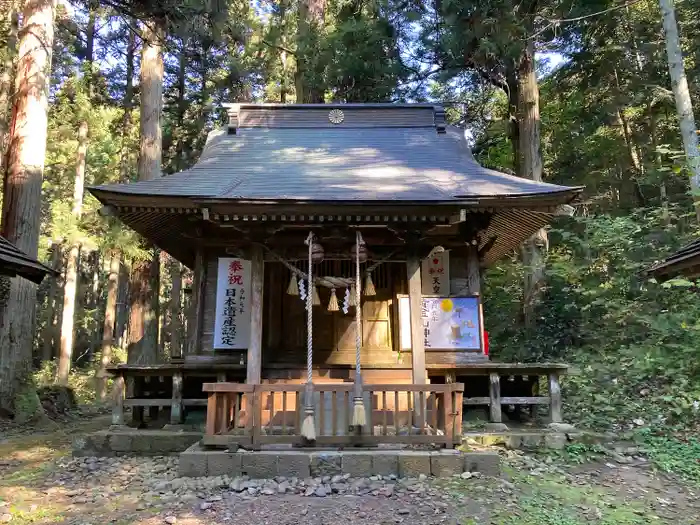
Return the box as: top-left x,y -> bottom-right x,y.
328,109 -> 345,124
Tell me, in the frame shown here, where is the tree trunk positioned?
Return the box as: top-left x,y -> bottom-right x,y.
56,120 -> 88,385
0,0 -> 56,415
295,0 -> 326,103
128,19 -> 165,363
97,253 -> 119,401
659,0 -> 700,221
119,25 -> 136,182
0,5 -> 18,173
516,39 -> 546,328
41,242 -> 62,362
137,19 -> 164,182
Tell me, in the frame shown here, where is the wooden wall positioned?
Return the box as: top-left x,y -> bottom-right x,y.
194,250 -> 480,369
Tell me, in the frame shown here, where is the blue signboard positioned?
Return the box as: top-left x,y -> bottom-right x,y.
399,296 -> 483,351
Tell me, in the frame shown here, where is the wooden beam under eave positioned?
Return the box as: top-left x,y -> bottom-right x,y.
406,256 -> 426,385
246,245 -> 264,385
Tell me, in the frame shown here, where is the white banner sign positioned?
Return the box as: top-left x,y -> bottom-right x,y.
213,257 -> 251,349
422,252 -> 450,295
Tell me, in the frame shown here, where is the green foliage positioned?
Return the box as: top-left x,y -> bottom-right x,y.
637,431 -> 700,484
485,206 -> 700,433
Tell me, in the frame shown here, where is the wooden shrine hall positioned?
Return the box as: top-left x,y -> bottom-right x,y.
91,103 -> 582,448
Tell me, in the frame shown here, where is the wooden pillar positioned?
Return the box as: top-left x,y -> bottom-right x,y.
489,372 -> 502,423
466,245 -> 481,295
112,374 -> 125,425
406,256 -> 426,385
549,372 -> 562,423
170,371 -> 183,424
186,248 -> 206,357
247,245 -> 264,385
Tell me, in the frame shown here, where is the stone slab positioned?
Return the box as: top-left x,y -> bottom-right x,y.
310,452 -> 342,476
241,452 -> 278,479
207,451 -> 243,477
463,452 -> 500,477
398,451 -> 432,478
179,443 -> 208,477
277,452 -> 311,478
372,453 -> 398,477
341,452 -> 373,477
176,448 -> 501,479
72,430 -> 201,457
431,452 -> 463,477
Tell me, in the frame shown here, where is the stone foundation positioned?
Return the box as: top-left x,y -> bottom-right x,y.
178,444 -> 500,479
73,429 -> 202,457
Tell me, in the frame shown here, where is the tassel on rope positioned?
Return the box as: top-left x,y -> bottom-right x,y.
348,283 -> 357,306
312,286 -> 321,306
352,230 -> 366,429
364,272 -> 376,296
301,232 -> 316,442
328,288 -> 339,311
287,272 -> 299,295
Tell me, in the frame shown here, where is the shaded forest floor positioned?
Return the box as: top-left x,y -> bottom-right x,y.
1,417 -> 699,525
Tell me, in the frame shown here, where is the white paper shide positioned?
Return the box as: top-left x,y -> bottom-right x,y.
213,257 -> 251,349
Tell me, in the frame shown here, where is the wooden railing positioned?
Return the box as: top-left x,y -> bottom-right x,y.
202,383 -> 464,449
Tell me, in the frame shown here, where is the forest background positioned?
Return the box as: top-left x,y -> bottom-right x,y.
0,0 -> 699,463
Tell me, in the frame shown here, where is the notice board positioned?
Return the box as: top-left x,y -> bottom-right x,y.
398,295 -> 483,352
213,257 -> 251,349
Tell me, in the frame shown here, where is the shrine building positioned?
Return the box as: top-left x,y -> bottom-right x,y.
90,103 -> 582,449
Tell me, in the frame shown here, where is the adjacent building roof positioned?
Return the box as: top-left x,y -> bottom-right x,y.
646,238 -> 700,280
88,103 -> 584,267
0,236 -> 57,284
92,104 -> 580,203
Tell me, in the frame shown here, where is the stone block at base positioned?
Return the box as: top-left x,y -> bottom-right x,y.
179,444 -> 208,477
431,452 -> 463,477
342,453 -> 373,477
73,430 -> 202,457
310,452 -> 342,476
398,452 -> 432,478
242,452 -> 278,479
463,452 -> 500,477
372,453 -> 398,476
207,451 -> 243,477
277,452 -> 311,478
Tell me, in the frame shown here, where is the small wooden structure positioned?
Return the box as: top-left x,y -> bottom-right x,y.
0,235 -> 57,284
0,235 -> 57,307
92,103 -> 582,446
646,238 -> 700,280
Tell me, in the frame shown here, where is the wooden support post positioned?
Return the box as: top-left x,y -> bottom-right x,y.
549,372 -> 562,423
489,372 -> 502,423
443,389 -> 454,448
171,371 -> 183,424
247,245 -> 264,385
186,248 -> 206,357
132,376 -> 144,426
406,257 -> 426,385
112,374 -> 125,425
407,256 -> 426,426
466,245 -> 481,295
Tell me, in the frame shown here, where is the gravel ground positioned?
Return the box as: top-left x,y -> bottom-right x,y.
25,456 -> 489,525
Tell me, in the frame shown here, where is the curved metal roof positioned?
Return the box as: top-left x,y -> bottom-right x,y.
646,238 -> 700,280
0,236 -> 57,284
91,104 -> 581,203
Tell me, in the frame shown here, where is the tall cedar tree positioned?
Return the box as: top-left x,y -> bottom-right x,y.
0,0 -> 56,415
